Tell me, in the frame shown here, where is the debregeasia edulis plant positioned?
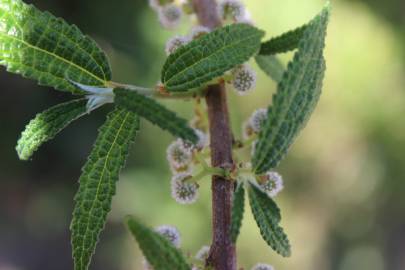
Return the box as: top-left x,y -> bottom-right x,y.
0,0 -> 330,269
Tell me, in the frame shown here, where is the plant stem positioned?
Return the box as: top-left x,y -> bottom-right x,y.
192,1 -> 237,269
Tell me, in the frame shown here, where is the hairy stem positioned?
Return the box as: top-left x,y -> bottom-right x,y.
192,1 -> 237,269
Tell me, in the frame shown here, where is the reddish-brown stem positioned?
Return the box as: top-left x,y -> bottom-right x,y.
192,1 -> 237,269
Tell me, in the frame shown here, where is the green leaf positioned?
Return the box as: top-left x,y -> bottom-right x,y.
114,88 -> 198,143
126,216 -> 191,270
16,98 -> 87,160
71,108 -> 139,270
161,23 -> 264,92
255,55 -> 285,83
253,5 -> 330,174
259,24 -> 308,55
230,182 -> 245,243
248,182 -> 290,257
0,0 -> 111,94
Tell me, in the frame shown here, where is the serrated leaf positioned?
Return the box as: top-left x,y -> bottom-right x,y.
253,5 -> 329,174
248,182 -> 290,257
16,98 -> 87,160
71,108 -> 139,270
255,55 -> 285,83
0,0 -> 111,94
161,23 -> 264,92
126,216 -> 191,270
259,24 -> 307,55
230,182 -> 245,243
114,88 -> 198,143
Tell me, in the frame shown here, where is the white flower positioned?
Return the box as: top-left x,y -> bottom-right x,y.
249,108 -> 268,133
251,263 -> 275,270
232,64 -> 257,95
259,171 -> 284,198
195,245 -> 210,261
68,80 -> 114,112
155,225 -> 181,248
159,3 -> 183,29
165,35 -> 190,55
167,139 -> 193,172
171,173 -> 199,204
189,25 -> 211,39
217,0 -> 246,22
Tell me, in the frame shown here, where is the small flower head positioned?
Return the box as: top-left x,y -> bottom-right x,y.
259,171 -> 284,198
158,3 -> 183,29
171,173 -> 199,204
193,129 -> 208,151
165,35 -> 190,55
189,25 -> 211,39
67,80 -> 114,112
155,225 -> 181,248
195,245 -> 210,261
249,108 -> 268,133
217,0 -> 246,22
251,263 -> 275,270
167,139 -> 193,172
232,64 -> 257,95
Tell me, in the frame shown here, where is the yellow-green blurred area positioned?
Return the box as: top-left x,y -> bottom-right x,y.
1,0 -> 405,269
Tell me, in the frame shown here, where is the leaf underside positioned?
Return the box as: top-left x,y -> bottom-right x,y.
259,24 -> 308,55
16,98 -> 87,160
255,54 -> 285,83
230,182 -> 245,243
114,88 -> 198,144
71,108 -> 139,270
253,5 -> 329,174
0,0 -> 111,94
161,23 -> 264,92
126,216 -> 191,270
248,182 -> 290,257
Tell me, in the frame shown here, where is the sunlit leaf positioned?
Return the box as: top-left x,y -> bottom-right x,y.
71,108 -> 139,270
16,98 -> 87,160
126,216 -> 191,270
248,182 -> 290,257
114,88 -> 198,143
253,5 -> 330,174
0,0 -> 111,94
162,23 -> 264,92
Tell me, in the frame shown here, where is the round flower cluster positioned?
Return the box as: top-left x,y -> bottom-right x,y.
258,171 -> 284,198
171,173 -> 199,204
149,0 -> 183,29
243,108 -> 268,139
165,35 -> 191,55
251,263 -> 275,270
195,245 -> 210,261
232,64 -> 257,95
217,0 -> 248,23
155,225 -> 181,248
167,139 -> 193,173
189,25 -> 211,39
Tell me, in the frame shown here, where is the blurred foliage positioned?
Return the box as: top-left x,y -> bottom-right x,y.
0,0 -> 405,270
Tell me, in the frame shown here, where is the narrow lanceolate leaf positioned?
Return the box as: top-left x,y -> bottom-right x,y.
230,182 -> 245,243
114,88 -> 198,144
253,5 -> 330,174
126,216 -> 191,270
255,55 -> 285,83
162,23 -> 264,92
71,108 -> 139,270
0,0 -> 111,94
259,24 -> 308,55
16,99 -> 87,160
248,182 -> 290,257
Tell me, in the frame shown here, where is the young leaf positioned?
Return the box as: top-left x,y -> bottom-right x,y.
259,24 -> 307,55
248,182 -> 290,257
230,182 -> 245,243
114,88 -> 198,144
253,5 -> 329,174
126,216 -> 191,270
16,98 -> 87,160
0,0 -> 111,94
71,108 -> 139,270
161,23 -> 264,92
255,55 -> 285,83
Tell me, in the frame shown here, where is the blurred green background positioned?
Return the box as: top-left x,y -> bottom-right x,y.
1,0 -> 405,269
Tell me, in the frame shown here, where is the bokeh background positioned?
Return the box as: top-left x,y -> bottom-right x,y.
1,0 -> 405,269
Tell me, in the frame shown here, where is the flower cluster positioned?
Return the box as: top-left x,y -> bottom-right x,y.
217,0 -> 250,23
258,171 -> 284,198
171,173 -> 199,204
149,0 -> 183,29
164,25 -> 211,55
251,263 -> 275,270
243,108 -> 268,139
195,245 -> 210,261
155,225 -> 181,248
232,64 -> 257,95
